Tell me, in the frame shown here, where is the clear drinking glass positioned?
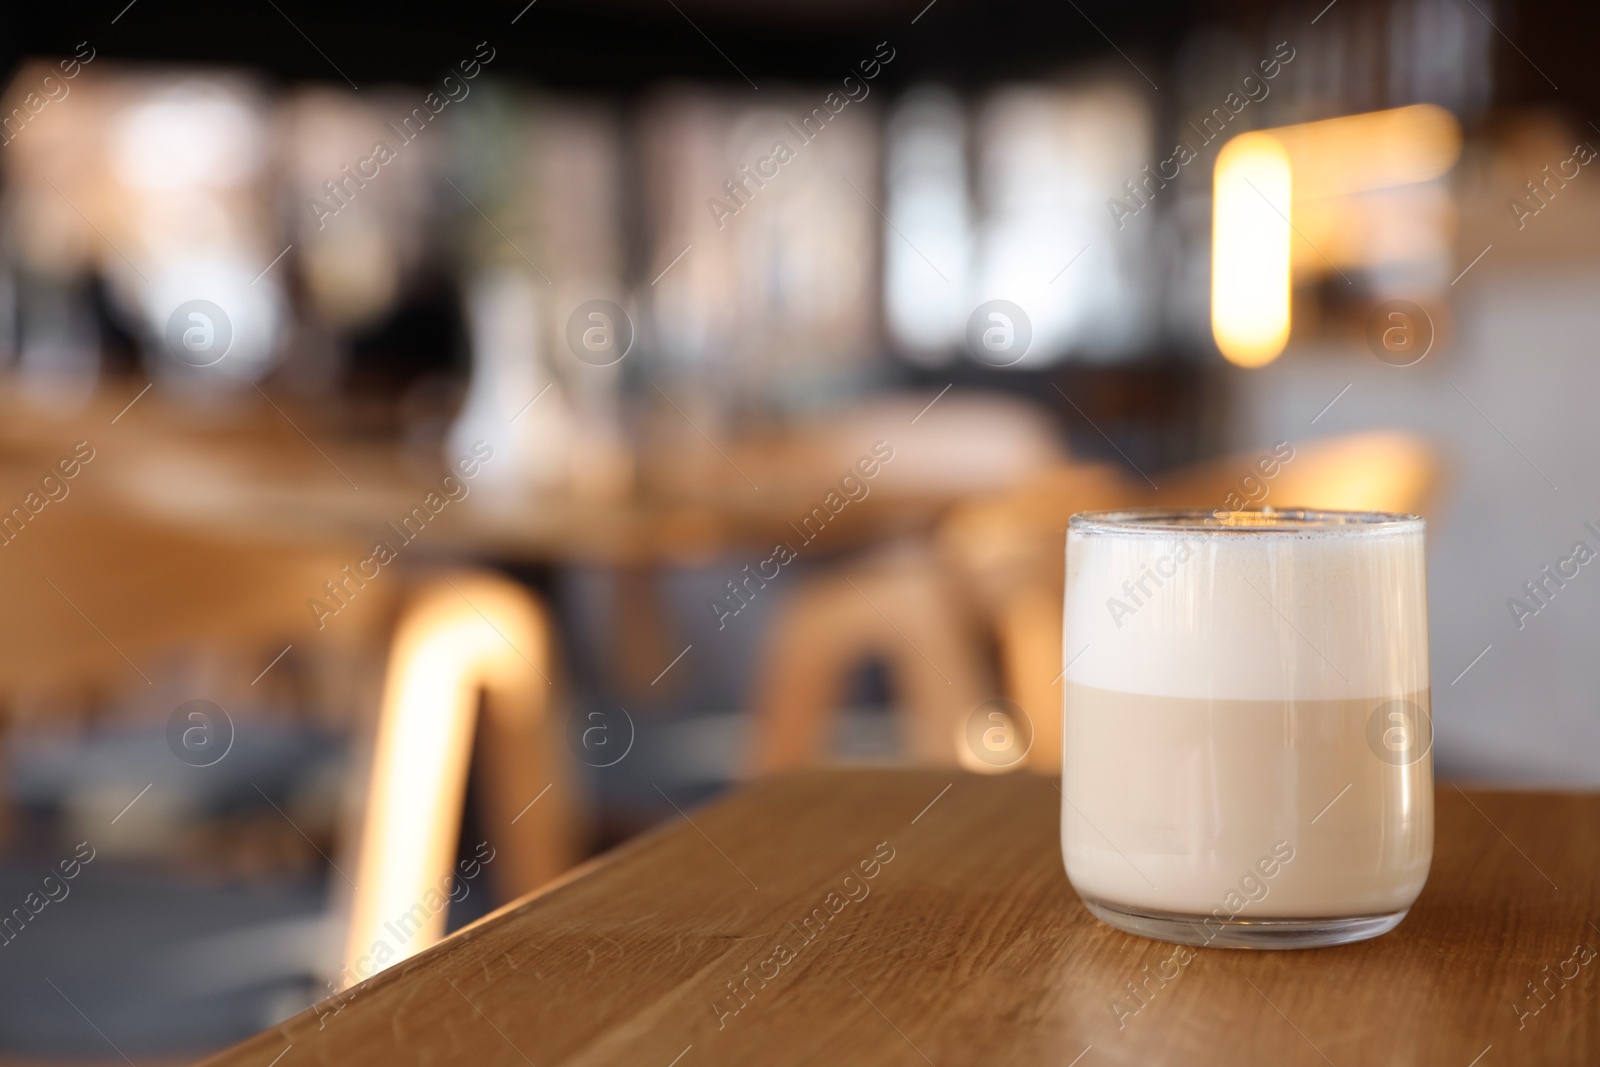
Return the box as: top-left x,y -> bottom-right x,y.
1060,509 -> 1433,948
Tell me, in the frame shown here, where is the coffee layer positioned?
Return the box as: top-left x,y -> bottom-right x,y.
1061,683 -> 1433,918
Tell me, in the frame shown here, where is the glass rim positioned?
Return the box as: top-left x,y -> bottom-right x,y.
1068,507 -> 1424,536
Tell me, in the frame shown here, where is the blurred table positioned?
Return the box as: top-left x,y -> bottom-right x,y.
201,770 -> 1598,1066
4,384 -> 1064,567
0,380 -> 1072,694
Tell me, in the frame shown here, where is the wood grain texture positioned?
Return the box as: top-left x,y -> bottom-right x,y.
200,771 -> 1600,1067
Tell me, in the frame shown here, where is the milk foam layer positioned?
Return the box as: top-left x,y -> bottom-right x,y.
1065,519 -> 1428,701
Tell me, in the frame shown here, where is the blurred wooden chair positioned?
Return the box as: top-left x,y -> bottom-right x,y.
0,501 -> 579,985
745,390 -> 1069,775
747,542 -> 992,772
750,430 -> 1443,777
935,461 -> 1138,773
1148,430 -> 1443,516
941,430 -> 1444,773
341,570 -> 578,980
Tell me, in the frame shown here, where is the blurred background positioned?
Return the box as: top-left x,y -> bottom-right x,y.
1,0 -> 1598,1059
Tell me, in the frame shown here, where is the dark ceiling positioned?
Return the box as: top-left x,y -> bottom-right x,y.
8,0 -> 1179,93
2,0 -> 1590,107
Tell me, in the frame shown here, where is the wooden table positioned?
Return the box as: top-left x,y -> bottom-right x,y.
4,385 -> 1054,568
200,770 -> 1599,1066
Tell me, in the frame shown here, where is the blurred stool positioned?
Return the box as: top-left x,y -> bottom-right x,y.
746,542 -> 992,773
937,461 -> 1135,773
744,391 -> 1070,774
342,570 -> 578,980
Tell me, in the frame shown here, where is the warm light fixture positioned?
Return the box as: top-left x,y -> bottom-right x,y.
1211,132 -> 1292,368
1269,104 -> 1461,201
1210,105 -> 1462,368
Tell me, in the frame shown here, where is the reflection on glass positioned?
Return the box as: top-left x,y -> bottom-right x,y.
973,82 -> 1154,366
884,86 -> 971,362
283,87 -> 437,334
641,88 -> 879,409
109,75 -> 283,386
448,94 -> 634,496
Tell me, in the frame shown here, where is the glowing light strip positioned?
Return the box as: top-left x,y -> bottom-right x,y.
1211,132 -> 1292,368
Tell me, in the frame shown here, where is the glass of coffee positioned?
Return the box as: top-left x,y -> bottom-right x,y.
1061,508 -> 1432,948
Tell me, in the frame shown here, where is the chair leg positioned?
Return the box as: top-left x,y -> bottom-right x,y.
867,558 -> 991,768
748,549 -> 993,774
996,590 -> 1065,773
477,620 -> 581,896
746,578 -> 860,774
339,572 -> 577,986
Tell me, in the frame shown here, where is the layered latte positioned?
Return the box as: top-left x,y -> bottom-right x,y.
1061,510 -> 1432,947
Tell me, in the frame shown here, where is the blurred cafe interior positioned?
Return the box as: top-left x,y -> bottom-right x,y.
2,0 -> 1599,1058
